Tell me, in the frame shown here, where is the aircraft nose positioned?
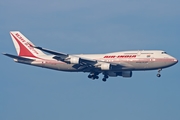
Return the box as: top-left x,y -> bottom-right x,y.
171,57 -> 178,65
174,58 -> 178,64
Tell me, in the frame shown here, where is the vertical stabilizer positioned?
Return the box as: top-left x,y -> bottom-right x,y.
10,31 -> 46,57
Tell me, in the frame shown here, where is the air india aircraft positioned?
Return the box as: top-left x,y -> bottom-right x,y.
3,31 -> 178,81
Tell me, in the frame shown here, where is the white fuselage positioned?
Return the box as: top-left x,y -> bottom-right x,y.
16,50 -> 178,72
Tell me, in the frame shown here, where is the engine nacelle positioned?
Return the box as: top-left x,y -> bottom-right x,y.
122,71 -> 132,78
70,57 -> 80,64
100,63 -> 111,70
106,72 -> 117,77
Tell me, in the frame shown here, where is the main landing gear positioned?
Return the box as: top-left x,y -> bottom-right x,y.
88,73 -> 99,80
102,75 -> 108,82
87,73 -> 109,82
157,69 -> 162,77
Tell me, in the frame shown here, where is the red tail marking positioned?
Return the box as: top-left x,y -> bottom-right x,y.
11,33 -> 37,57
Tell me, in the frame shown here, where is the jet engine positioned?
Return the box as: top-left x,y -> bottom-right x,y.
100,63 -> 111,70
121,71 -> 132,77
106,72 -> 117,77
70,57 -> 80,64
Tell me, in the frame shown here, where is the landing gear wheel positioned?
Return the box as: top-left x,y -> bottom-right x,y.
157,74 -> 161,77
88,75 -> 93,79
95,76 -> 99,79
102,74 -> 108,82
88,73 -> 99,80
102,78 -> 107,82
92,76 -> 99,80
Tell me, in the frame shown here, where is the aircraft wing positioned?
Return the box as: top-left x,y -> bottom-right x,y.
35,47 -> 129,70
3,53 -> 35,61
35,47 -> 68,60
35,46 -> 97,63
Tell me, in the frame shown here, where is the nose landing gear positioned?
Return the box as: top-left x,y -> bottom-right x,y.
157,69 -> 162,77
157,74 -> 161,77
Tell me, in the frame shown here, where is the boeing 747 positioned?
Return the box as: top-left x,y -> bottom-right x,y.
3,31 -> 178,81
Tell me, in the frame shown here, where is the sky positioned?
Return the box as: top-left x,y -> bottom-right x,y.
0,0 -> 180,120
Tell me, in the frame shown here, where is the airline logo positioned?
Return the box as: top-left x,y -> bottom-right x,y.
14,33 -> 38,55
104,55 -> 136,58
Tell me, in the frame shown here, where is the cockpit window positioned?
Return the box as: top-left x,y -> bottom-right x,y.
162,52 -> 167,54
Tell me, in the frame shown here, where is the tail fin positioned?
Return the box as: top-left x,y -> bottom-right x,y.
10,31 -> 46,57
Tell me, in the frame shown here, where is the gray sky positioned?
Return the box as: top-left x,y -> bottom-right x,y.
1,0 -> 180,120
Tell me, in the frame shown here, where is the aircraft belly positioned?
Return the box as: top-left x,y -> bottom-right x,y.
16,58 -> 175,73
56,63 -> 78,71
30,61 -> 78,71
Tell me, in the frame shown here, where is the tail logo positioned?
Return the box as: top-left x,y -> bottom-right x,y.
14,33 -> 38,55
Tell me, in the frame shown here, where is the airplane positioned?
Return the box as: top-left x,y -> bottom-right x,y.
3,31 -> 178,82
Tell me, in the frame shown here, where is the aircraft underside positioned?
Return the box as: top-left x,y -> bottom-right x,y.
17,60 -> 165,82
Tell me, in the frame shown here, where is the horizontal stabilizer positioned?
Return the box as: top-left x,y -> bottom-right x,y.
3,53 -> 35,61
